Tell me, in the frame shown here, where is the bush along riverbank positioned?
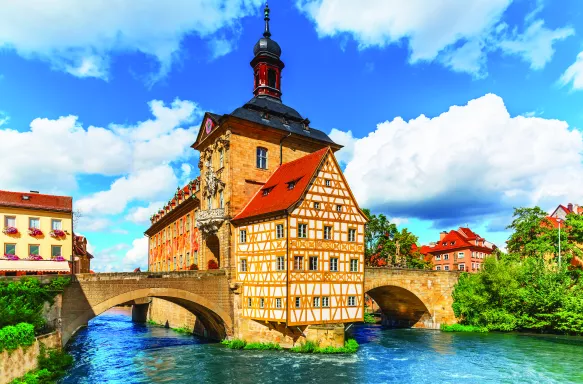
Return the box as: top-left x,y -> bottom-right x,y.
221,338 -> 359,354
450,256 -> 583,335
440,324 -> 488,333
11,346 -> 73,384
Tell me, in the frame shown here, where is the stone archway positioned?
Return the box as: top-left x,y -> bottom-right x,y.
205,234 -> 220,268
62,287 -> 233,345
366,285 -> 434,328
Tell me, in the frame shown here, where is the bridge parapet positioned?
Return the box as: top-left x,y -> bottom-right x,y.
73,269 -> 226,282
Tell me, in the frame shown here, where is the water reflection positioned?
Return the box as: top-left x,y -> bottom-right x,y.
61,308 -> 583,384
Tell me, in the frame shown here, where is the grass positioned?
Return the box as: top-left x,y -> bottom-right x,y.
290,339 -> 359,354
172,326 -> 192,335
440,324 -> 489,333
363,312 -> 377,324
221,339 -> 282,350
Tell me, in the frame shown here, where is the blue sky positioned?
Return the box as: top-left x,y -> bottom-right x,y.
1,0 -> 583,271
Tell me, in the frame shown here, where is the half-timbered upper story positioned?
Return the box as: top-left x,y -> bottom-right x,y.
232,148 -> 368,326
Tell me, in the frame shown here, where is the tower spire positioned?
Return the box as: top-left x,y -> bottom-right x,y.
263,2 -> 271,38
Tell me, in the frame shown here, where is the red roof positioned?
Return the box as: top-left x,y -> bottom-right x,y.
545,216 -> 564,229
422,227 -> 493,254
0,190 -> 72,213
233,148 -> 329,221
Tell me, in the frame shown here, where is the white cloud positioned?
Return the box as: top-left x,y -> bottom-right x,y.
0,0 -> 263,81
0,98 -> 200,193
329,128 -> 355,166
334,93 -> 583,226
125,238 -> 149,270
498,20 -> 574,69
76,165 -> 178,216
125,201 -> 166,225
297,0 -> 572,76
93,238 -> 147,272
560,51 -> 583,91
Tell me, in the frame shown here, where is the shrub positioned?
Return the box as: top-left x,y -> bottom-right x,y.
363,312 -> 376,324
243,342 -> 282,351
440,324 -> 488,333
290,339 -> 359,354
11,347 -> 73,384
172,326 -> 192,334
221,338 -> 246,349
0,323 -> 35,353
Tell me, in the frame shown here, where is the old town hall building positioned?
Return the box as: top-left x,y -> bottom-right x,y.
147,4 -> 367,343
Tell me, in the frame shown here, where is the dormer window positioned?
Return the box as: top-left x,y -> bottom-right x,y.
262,187 -> 273,197
287,181 -> 296,190
442,242 -> 447,246
450,241 -> 455,245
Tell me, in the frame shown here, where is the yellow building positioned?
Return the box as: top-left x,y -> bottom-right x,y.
0,190 -> 73,276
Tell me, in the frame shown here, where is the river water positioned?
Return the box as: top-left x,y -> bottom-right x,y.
61,307 -> 583,384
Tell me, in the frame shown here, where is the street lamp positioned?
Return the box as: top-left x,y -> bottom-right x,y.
557,218 -> 562,268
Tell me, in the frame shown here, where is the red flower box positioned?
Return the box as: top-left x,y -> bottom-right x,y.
3,254 -> 19,260
2,227 -> 18,235
50,229 -> 66,238
52,256 -> 66,262
28,228 -> 43,237
28,255 -> 43,261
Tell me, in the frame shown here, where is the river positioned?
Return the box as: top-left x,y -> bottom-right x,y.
60,308 -> 583,384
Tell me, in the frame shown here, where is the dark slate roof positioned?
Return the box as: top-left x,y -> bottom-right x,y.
228,96 -> 339,146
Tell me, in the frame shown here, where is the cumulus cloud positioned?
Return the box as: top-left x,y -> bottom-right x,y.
0,98 -> 200,193
91,241 -> 148,272
560,51 -> 583,91
125,201 -> 167,225
334,93 -> 583,227
297,0 -> 572,76
0,0 -> 263,81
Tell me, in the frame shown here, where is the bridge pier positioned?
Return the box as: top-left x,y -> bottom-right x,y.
131,303 -> 150,323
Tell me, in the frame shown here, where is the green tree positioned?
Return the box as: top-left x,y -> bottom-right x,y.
506,207 -> 556,259
565,212 -> 583,258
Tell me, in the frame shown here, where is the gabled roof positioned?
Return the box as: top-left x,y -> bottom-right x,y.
423,228 -> 493,253
233,147 -> 329,221
551,204 -> 572,217
0,190 -> 72,213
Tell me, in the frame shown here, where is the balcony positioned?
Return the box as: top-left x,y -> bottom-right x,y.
196,208 -> 226,235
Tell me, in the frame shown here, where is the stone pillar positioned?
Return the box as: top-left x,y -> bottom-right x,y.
132,303 -> 150,323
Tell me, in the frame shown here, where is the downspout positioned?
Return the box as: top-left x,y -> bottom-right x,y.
280,132 -> 292,165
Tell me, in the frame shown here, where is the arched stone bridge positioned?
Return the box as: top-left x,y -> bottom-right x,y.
55,268 -> 460,345
364,267 -> 460,328
60,270 -> 233,345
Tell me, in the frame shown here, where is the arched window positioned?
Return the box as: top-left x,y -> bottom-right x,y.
257,147 -> 268,169
267,69 -> 276,88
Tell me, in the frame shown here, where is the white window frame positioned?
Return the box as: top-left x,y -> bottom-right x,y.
314,202 -> 320,210
459,264 -> 465,271
240,258 -> 247,272
435,255 -> 441,261
294,256 -> 304,271
239,230 -> 247,243
325,179 -> 331,187
257,147 -> 268,169
436,266 -> 441,271
219,148 -> 224,168
248,298 -> 252,307
350,259 -> 358,272
295,297 -> 301,308
276,256 -> 285,271
260,298 -> 265,308
276,298 -> 282,309
348,296 -> 356,306
348,228 -> 356,242
324,226 -> 332,240
4,215 -> 16,227
336,205 -> 342,212
219,191 -> 224,209
330,257 -> 338,272
276,224 -> 284,239
298,224 -> 308,238
313,297 -> 320,307
444,265 -> 450,271
29,217 -> 40,229
309,256 -> 318,271
458,252 -> 464,259
51,219 -> 62,230
444,254 -> 449,260
322,296 -> 330,307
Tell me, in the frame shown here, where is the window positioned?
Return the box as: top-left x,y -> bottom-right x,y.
348,228 -> 356,242
450,241 -> 455,245
51,219 -> 62,230
219,191 -> 224,209
179,254 -> 183,267
186,215 -> 190,231
294,256 -> 304,271
287,181 -> 296,190
330,257 -> 338,271
458,252 -> 464,259
325,179 -> 331,187
322,296 -> 329,307
435,255 -> 442,261
173,256 -> 177,270
348,296 -> 356,306
29,245 -> 40,256
248,298 -> 252,307
336,205 -> 342,212
257,147 -> 268,169
179,219 -> 183,235
314,202 -> 320,210
207,196 -> 212,209
51,245 -> 62,257
459,264 -> 465,271
276,256 -> 285,271
4,216 -> 16,227
309,256 -> 318,271
262,188 -> 270,197
186,252 -> 190,266
313,297 -> 320,307
276,298 -> 282,309
444,265 -> 450,271
444,254 -> 449,260
267,68 -> 277,88
472,262 -> 476,270
298,224 -> 307,238
219,149 -> 224,168
436,266 -> 441,271
350,259 -> 358,272
324,226 -> 332,240
276,224 -> 284,239
260,298 -> 265,308
239,230 -> 247,243
472,251 -> 476,258
240,258 -> 247,272
295,297 -> 301,308
29,218 -> 40,229
5,244 -> 16,255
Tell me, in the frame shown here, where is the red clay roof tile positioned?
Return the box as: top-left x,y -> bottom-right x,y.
0,190 -> 72,213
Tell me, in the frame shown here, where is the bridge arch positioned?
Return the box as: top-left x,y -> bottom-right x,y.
366,285 -> 434,328
62,287 -> 233,345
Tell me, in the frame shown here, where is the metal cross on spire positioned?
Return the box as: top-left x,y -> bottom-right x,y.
263,2 -> 271,38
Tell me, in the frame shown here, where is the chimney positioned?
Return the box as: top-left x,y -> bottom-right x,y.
568,203 -> 573,212
439,231 -> 447,241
